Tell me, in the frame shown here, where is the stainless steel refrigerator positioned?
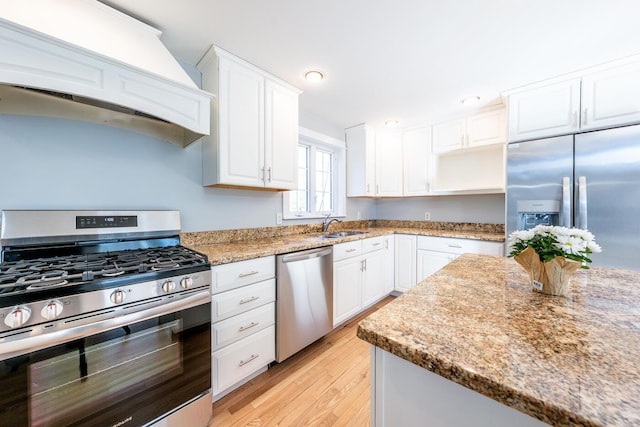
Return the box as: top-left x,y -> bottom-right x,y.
506,124 -> 640,271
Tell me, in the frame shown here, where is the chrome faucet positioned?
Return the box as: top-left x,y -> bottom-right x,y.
322,213 -> 342,232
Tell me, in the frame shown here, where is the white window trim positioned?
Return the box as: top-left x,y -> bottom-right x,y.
282,127 -> 346,220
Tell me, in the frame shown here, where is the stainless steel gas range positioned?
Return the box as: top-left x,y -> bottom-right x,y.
0,210 -> 212,427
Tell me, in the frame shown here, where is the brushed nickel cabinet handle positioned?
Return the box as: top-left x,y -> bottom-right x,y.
239,354 -> 259,367
239,296 -> 259,305
238,322 -> 259,332
238,271 -> 259,278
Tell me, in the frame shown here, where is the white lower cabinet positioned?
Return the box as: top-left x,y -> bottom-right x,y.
382,236 -> 395,294
333,236 -> 388,327
211,256 -> 276,401
416,236 -> 504,282
417,250 -> 456,283
213,325 -> 276,395
394,234 -> 417,292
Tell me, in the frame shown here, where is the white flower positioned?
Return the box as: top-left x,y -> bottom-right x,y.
587,241 -> 602,253
554,235 -> 587,255
509,229 -> 535,244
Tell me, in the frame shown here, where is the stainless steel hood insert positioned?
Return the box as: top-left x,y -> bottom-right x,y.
0,1 -> 213,147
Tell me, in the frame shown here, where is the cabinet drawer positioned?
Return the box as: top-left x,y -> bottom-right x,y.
213,302 -> 275,350
212,256 -> 275,293
417,236 -> 504,255
213,325 -> 275,393
212,279 -> 275,322
333,240 -> 362,261
362,236 -> 385,253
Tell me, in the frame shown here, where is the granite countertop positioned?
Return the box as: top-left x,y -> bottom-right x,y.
357,253 -> 640,426
186,224 -> 504,265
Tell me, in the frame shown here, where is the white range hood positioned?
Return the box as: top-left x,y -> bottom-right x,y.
0,0 -> 213,147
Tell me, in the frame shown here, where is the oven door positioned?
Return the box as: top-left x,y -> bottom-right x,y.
0,292 -> 211,427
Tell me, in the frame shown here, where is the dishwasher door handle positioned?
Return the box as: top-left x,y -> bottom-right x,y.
280,248 -> 333,263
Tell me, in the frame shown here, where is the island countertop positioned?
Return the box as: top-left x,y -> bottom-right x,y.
357,253 -> 640,426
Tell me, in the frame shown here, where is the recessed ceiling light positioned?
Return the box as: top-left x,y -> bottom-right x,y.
384,120 -> 399,127
304,70 -> 325,82
461,96 -> 480,106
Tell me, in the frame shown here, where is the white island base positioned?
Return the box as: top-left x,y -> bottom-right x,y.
370,347 -> 549,427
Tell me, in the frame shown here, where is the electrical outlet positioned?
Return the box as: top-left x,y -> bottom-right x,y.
276,212 -> 283,225
424,212 -> 431,221
357,211 -> 361,220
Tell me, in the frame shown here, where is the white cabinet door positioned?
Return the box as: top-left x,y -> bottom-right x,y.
467,109 -> 506,148
346,124 -> 376,197
508,79 -> 580,142
333,257 -> 362,327
217,57 -> 265,187
264,79 -> 298,190
383,236 -> 395,294
375,130 -> 403,196
362,249 -> 386,308
199,46 -> 300,190
394,234 -> 416,292
432,119 -> 465,153
403,127 -> 431,196
416,250 -> 457,283
581,61 -> 640,131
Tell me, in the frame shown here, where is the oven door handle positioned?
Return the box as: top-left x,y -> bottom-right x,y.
0,290 -> 210,362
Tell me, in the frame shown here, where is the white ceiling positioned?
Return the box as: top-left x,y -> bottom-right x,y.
103,0 -> 640,130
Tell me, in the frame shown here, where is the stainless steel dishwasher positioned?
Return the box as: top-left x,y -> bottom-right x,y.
276,246 -> 333,362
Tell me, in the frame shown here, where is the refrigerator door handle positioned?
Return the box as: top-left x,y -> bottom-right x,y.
578,176 -> 588,229
562,177 -> 571,227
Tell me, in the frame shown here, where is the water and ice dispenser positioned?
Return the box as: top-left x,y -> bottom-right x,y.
516,200 -> 560,230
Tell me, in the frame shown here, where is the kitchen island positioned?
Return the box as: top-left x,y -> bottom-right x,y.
357,254 -> 640,426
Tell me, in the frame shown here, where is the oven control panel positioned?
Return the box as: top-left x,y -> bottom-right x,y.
0,271 -> 211,334
76,215 -> 138,229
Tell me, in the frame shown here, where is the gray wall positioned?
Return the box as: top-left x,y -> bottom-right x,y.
376,194 -> 505,224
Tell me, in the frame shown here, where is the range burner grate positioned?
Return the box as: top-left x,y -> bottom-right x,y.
0,245 -> 208,297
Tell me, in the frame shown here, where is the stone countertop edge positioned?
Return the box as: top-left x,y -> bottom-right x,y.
356,253 -> 640,427
186,227 -> 505,266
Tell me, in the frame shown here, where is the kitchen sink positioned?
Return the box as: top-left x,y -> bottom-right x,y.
322,231 -> 368,239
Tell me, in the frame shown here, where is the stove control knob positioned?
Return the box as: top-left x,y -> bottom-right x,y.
4,306 -> 32,328
162,280 -> 176,293
110,289 -> 127,304
41,300 -> 64,321
180,276 -> 194,289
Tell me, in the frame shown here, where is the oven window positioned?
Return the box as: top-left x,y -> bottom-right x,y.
0,303 -> 211,427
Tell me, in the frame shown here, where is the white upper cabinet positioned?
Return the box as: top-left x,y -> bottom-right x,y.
375,130 -> 404,196
431,107 -> 506,194
433,108 -> 506,153
467,109 -> 507,148
507,79 -> 581,142
507,58 -> 640,141
402,127 -> 431,196
432,119 -> 466,153
198,46 -> 300,190
346,124 -> 402,197
346,124 -> 376,197
265,80 -> 299,189
581,61 -> 640,131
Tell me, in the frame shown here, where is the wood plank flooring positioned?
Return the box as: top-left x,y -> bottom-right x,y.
209,296 -> 395,427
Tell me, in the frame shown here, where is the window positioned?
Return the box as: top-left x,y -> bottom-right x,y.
283,127 -> 345,219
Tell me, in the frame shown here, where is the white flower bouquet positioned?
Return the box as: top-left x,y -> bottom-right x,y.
508,225 -> 602,268
508,225 -> 602,296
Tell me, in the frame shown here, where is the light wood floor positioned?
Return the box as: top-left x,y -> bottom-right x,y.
209,296 -> 395,427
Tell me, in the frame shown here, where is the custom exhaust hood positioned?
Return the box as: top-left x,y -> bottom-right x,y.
0,1 -> 213,147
